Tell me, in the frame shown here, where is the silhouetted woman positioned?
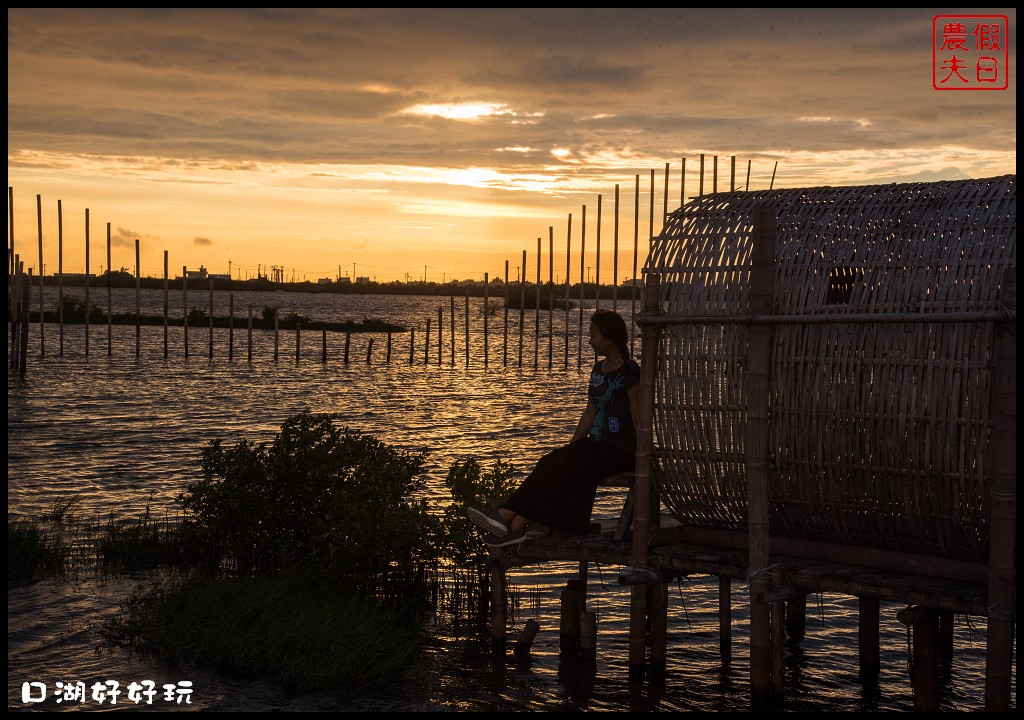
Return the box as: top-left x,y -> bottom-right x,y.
468,308 -> 640,547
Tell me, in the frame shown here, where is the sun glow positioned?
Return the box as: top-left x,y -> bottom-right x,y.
403,102 -> 510,121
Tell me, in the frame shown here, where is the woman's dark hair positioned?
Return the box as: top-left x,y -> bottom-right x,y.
591,309 -> 630,360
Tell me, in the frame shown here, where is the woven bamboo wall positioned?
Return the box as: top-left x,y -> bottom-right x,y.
644,175 -> 1016,563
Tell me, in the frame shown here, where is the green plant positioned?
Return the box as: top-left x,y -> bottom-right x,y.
179,411 -> 441,586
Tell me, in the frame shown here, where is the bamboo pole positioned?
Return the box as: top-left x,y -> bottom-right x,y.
273,309 -> 278,362
424,318 -> 430,365
534,236 -> 540,370
20,267 -> 30,375
631,175 -> 640,356
58,200 -> 64,355
437,306 -> 442,367
548,226 -> 553,370
247,305 -> 253,363
409,327 -> 414,365
106,222 -> 112,356
984,266 -> 1015,712
746,159 -> 752,191
578,204 -> 586,368
134,239 -> 141,356
464,289 -> 469,368
320,326 -> 325,363
208,276 -> 214,359
699,154 -> 705,196
747,205 -> 776,709
295,321 -> 300,364
662,162 -> 669,233
230,295 -> 235,361
182,266 -> 189,358
503,261 -> 509,367
595,194 -> 602,310
680,157 -> 686,207
627,272 -> 662,669
345,331 -> 351,363
84,210 -> 90,356
162,251 -> 168,358
713,155 -> 718,193
564,214 -> 571,369
519,249 -> 525,368
36,194 -> 44,355
366,336 -> 373,364
730,155 -> 736,191
613,184 -> 619,312
386,331 -> 392,364
450,295 -> 455,367
483,273 -> 489,368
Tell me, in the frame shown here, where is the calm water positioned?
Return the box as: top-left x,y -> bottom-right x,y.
7,290 -> 1008,711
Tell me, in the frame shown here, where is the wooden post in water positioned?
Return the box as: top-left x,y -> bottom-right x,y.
106,222 -> 112,356
295,321 -> 301,364
985,266 -> 1015,712
409,328 -> 415,365
20,268 -> 31,375
746,205 -> 776,709
631,174 -> 640,356
424,318 -> 430,365
503,261 -> 509,366
719,575 -> 733,663
247,305 -> 253,363
519,250 -> 526,368
663,162 -> 670,230
595,194 -> 602,311
135,239 -> 141,356
162,251 -> 168,358
229,294 -> 235,361
564,214 -> 571,369
627,272 -> 662,671
208,276 -> 214,359
859,597 -> 881,681
366,337 -> 373,363
483,273 -> 489,368
449,296 -> 455,367
898,606 -> 940,712
57,200 -> 65,355
548,227 -> 553,370
321,327 -> 326,363
437,307 -> 442,367
182,266 -> 189,358
534,237 -> 540,370
464,289 -> 469,368
84,210 -> 90,356
578,204 -> 586,368
560,580 -> 583,647
785,594 -> 807,642
273,310 -> 279,362
344,332 -> 351,363
35,194 -> 44,355
386,331 -> 392,363
612,185 -> 619,312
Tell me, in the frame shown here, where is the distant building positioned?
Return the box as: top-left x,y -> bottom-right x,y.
181,265 -> 230,281
317,278 -> 333,285
355,276 -> 371,285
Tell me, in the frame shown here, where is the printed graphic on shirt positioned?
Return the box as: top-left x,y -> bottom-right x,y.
589,371 -> 626,439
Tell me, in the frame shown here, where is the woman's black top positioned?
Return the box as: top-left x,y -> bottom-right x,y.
586,358 -> 641,454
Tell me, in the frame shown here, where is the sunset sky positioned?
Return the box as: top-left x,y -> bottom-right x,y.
7,8 -> 1017,284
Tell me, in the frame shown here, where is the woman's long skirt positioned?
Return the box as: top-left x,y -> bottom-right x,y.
503,437 -> 635,536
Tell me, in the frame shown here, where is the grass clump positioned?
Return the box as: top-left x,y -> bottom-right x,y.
103,564 -> 425,695
8,520 -> 70,585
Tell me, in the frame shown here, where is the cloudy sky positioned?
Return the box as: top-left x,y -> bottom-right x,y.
7,8 -> 1016,283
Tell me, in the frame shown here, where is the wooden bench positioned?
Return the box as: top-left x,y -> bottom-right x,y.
596,471 -> 636,542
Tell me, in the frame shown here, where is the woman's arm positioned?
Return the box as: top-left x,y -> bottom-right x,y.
571,403 -> 597,442
627,382 -> 641,429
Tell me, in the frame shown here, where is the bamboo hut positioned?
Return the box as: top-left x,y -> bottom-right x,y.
495,174 -> 1015,711
639,173 -> 1015,708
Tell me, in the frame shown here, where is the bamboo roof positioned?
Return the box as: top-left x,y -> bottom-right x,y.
644,175 -> 1016,563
